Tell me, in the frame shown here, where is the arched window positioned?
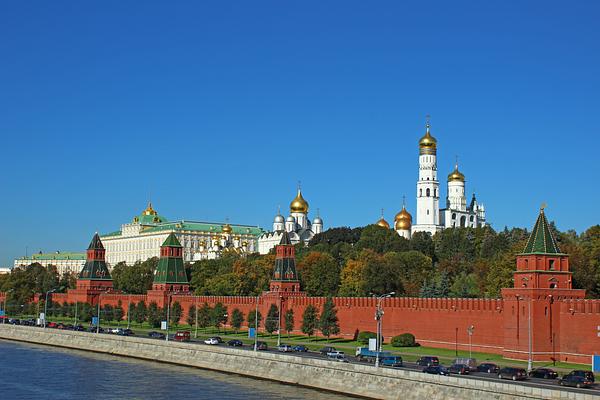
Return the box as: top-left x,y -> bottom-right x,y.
419,189 -> 422,197
460,216 -> 466,227
426,188 -> 431,197
434,189 -> 437,197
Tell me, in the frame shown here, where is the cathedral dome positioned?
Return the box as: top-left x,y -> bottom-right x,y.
290,189 -> 309,213
447,164 -> 465,182
142,202 -> 157,216
419,122 -> 437,155
274,214 -> 285,223
222,223 -> 233,234
394,206 -> 412,230
313,216 -> 323,224
376,217 -> 390,229
134,202 -> 167,224
286,215 -> 296,223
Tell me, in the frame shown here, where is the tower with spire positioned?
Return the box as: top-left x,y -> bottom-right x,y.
152,233 -> 190,292
269,231 -> 302,293
68,233 -> 113,304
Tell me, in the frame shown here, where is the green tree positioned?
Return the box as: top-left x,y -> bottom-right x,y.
186,305 -> 197,327
284,309 -> 294,337
301,304 -> 319,340
265,304 -> 279,334
170,301 -> 182,327
450,272 -> 480,298
318,297 -> 340,340
135,301 -> 147,324
297,252 -> 340,296
114,300 -> 125,324
211,303 -> 228,331
231,308 -> 244,333
197,303 -> 212,328
80,303 -> 93,323
147,302 -> 162,328
102,304 -> 114,322
247,310 -> 262,330
111,258 -> 158,294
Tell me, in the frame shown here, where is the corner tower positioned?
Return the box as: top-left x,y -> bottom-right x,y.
269,231 -> 301,293
412,118 -> 440,235
152,233 -> 190,292
68,233 -> 113,304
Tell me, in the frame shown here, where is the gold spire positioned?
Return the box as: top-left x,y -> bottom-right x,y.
419,115 -> 437,155
142,202 -> 158,216
290,186 -> 309,213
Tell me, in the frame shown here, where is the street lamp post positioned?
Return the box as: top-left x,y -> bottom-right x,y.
44,289 -> 57,328
516,294 -> 533,372
194,296 -> 199,339
373,292 -> 395,368
97,293 -> 102,334
277,296 -> 283,347
3,289 -> 14,323
74,302 -> 78,326
165,294 -> 172,342
254,295 -> 259,352
467,325 -> 475,358
127,294 -> 131,329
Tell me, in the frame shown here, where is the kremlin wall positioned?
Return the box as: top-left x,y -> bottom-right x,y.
1,207 -> 599,366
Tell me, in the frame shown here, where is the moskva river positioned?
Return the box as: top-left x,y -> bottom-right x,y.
0,340 -> 354,399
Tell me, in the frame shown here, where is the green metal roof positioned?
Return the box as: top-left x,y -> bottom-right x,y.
522,209 -> 563,255
161,233 -> 182,247
18,252 -> 86,261
140,221 -> 263,236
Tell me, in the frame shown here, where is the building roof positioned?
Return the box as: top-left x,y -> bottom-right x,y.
101,220 -> 263,238
522,208 -> 563,255
17,252 -> 86,261
88,233 -> 104,250
161,233 -> 182,247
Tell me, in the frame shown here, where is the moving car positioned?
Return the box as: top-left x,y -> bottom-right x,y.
422,366 -> 449,376
380,356 -> 403,368
227,339 -> 243,347
327,353 -> 349,363
416,356 -> 440,367
476,363 -> 499,373
326,350 -> 345,357
277,344 -> 294,352
529,368 -> 558,379
148,331 -> 165,339
563,370 -> 595,383
452,358 -> 477,371
255,341 -> 268,350
293,345 -> 308,352
204,337 -> 220,345
319,346 -> 337,355
498,367 -> 527,381
173,331 -> 190,342
559,374 -> 593,388
448,363 -> 469,375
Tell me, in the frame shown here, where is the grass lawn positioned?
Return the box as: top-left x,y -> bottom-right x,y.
10,314 -> 595,377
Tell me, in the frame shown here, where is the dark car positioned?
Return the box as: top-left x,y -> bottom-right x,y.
212,336 -> 224,344
564,370 -> 595,383
476,363 -> 500,373
8,318 -> 21,325
22,319 -> 36,326
293,345 -> 309,352
416,356 -> 440,367
448,364 -> 469,375
529,368 -> 558,379
72,325 -> 85,331
319,346 -> 337,355
559,374 -> 593,388
498,367 -> 527,381
148,331 -> 166,339
255,341 -> 268,350
423,366 -> 449,376
86,326 -> 103,333
228,339 -> 243,347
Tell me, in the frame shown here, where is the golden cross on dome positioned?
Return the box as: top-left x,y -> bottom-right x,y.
381,208 -> 384,218
541,202 -> 547,211
425,114 -> 431,126
402,195 -> 406,208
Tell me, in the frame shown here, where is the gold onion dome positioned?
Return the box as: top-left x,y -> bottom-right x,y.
290,189 -> 309,213
376,217 -> 390,229
447,164 -> 465,182
419,122 -> 437,154
142,202 -> 158,216
222,223 -> 233,233
394,206 -> 412,230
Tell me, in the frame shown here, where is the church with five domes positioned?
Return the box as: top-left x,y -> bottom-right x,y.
377,119 -> 486,238
258,187 -> 323,254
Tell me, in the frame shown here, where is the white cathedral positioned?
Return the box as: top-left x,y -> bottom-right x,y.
377,120 -> 486,238
258,188 -> 323,254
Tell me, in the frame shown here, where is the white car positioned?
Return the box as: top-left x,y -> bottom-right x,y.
204,337 -> 219,345
277,344 -> 293,352
326,350 -> 345,357
328,354 -> 349,363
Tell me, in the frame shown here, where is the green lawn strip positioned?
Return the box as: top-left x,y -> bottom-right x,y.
10,315 -> 596,378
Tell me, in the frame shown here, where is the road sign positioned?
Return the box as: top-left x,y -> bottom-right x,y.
161,321 -> 168,330
248,328 -> 256,338
368,338 -> 377,351
0,310 -> 5,317
593,355 -> 600,373
467,325 -> 475,336
39,312 -> 45,321
92,317 -> 98,326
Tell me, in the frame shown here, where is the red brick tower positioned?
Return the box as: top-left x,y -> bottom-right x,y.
68,233 -> 113,304
146,233 -> 190,307
502,207 -> 585,362
269,231 -> 303,294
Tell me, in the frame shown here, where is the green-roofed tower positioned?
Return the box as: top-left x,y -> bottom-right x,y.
269,231 -> 301,293
152,233 -> 190,292
522,208 -> 562,255
78,233 -> 112,281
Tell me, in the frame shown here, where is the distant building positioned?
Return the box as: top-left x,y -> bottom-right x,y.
258,188 -> 323,254
100,203 -> 263,267
0,267 -> 12,275
13,251 -> 85,275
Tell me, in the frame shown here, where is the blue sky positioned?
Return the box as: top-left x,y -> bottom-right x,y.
1,1 -> 599,266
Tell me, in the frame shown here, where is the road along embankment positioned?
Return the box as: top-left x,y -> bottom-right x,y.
0,325 -> 592,400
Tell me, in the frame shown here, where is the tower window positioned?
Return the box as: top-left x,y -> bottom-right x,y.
426,188 -> 430,197
434,189 -> 437,197
427,209 -> 429,215
419,189 -> 422,197
549,260 -> 555,270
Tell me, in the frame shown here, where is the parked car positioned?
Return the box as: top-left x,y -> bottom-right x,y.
498,367 -> 527,381
416,356 -> 440,367
452,358 -> 477,371
123,328 -> 134,336
47,322 -> 57,328
204,337 -> 219,345
293,345 -> 308,352
148,331 -> 165,339
22,319 -> 36,326
227,339 -> 243,347
422,366 -> 449,376
326,350 -> 345,357
563,370 -> 595,383
277,344 -> 294,352
529,368 -> 558,379
213,336 -> 224,343
72,325 -> 85,331
255,341 -> 268,350
559,374 -> 593,388
448,363 -> 470,375
8,318 -> 21,325
476,363 -> 500,374
174,331 -> 190,342
319,346 -> 337,355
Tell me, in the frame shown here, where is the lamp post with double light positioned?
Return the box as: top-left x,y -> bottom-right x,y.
44,288 -> 58,328
373,291 -> 395,367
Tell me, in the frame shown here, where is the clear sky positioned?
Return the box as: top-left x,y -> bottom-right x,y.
1,1 -> 599,266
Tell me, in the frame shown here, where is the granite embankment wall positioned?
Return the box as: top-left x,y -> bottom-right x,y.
0,325 -> 591,400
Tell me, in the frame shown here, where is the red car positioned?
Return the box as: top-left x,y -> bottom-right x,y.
174,331 -> 190,342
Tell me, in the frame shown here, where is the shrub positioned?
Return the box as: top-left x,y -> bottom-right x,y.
391,333 -> 416,347
357,331 -> 377,345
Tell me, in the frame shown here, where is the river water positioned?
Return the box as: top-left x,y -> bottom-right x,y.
0,340 -> 354,400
